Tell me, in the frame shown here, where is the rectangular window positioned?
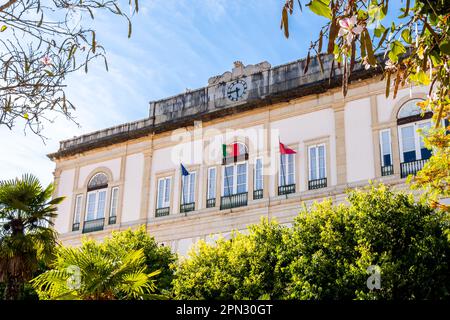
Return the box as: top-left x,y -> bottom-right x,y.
399,120 -> 432,162
254,158 -> 263,190
308,144 -> 326,181
181,172 -> 196,204
86,192 -> 97,221
110,187 -> 119,218
73,194 -> 83,224
157,177 -> 171,209
207,167 -> 216,200
379,130 -> 392,166
236,163 -> 247,193
400,125 -> 416,162
279,154 -> 295,186
418,122 -> 432,160
223,165 -> 234,196
85,189 -> 106,221
223,163 -> 247,195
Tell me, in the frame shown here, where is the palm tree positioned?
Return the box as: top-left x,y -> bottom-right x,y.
31,241 -> 161,300
0,174 -> 64,300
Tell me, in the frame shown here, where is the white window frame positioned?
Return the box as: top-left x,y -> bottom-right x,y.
308,144 -> 326,181
398,119 -> 432,162
157,177 -> 171,209
379,129 -> 392,166
279,153 -> 296,186
207,167 -> 216,200
181,171 -> 196,205
73,194 -> 83,224
254,157 -> 263,191
222,161 -> 248,195
109,187 -> 119,218
85,188 -> 107,221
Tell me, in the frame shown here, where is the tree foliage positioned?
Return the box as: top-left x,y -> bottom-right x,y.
31,237 -> 160,300
280,0 -> 450,210
173,219 -> 290,300
0,0 -> 139,136
102,226 -> 177,295
173,185 -> 450,300
0,173 -> 63,300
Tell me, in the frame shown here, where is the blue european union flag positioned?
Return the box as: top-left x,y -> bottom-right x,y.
180,163 -> 190,176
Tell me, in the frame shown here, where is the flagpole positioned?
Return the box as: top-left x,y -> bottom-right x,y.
279,137 -> 288,199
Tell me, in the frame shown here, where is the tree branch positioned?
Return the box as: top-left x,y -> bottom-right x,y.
0,0 -> 18,12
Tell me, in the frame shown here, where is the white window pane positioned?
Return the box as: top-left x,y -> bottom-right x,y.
110,188 -> 118,217
318,145 -> 326,178
224,166 -> 233,196
86,193 -> 96,221
237,164 -> 247,193
418,122 -> 431,148
208,168 -> 216,199
164,178 -> 171,205
309,147 -> 317,180
157,180 -> 164,208
255,159 -> 263,190
401,126 -> 416,152
97,190 -> 106,219
74,195 -> 82,223
189,173 -> 195,203
381,131 -> 390,155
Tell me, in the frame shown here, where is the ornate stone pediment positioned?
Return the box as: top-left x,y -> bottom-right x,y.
208,61 -> 271,85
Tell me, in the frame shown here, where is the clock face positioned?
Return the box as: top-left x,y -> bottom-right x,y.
227,79 -> 247,101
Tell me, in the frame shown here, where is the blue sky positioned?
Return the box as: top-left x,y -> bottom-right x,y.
0,0 -> 374,186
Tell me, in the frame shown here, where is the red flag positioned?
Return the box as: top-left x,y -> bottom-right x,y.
279,142 -> 296,154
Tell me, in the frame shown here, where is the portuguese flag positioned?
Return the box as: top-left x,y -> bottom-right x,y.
222,143 -> 239,157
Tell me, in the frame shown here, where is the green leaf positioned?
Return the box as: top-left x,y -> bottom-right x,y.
1,25 -> 7,32
306,0 -> 332,20
439,40 -> 450,55
44,70 -> 54,77
388,40 -> 406,62
401,29 -> 412,44
374,25 -> 386,38
23,113 -> 29,120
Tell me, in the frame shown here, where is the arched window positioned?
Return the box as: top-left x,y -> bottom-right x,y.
87,172 -> 108,191
397,99 -> 432,175
85,172 -> 108,223
221,142 -> 249,209
222,142 -> 248,165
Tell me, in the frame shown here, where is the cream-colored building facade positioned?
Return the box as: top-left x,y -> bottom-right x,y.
49,55 -> 433,255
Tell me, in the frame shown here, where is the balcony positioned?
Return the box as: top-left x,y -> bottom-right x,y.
278,184 -> 295,196
180,202 -> 195,213
82,218 -> 104,234
206,198 -> 216,208
72,222 -> 80,232
155,207 -> 170,217
308,178 -> 327,190
400,159 -> 428,178
220,192 -> 248,210
108,216 -> 117,225
253,189 -> 263,200
381,165 -> 394,176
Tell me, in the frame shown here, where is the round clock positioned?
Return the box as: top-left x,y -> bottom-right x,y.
227,79 -> 247,101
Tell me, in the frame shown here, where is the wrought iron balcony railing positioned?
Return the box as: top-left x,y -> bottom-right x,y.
180,202 -> 195,213
400,159 -> 428,178
220,192 -> 248,210
206,198 -> 216,208
278,184 -> 295,196
155,207 -> 170,217
308,178 -> 327,190
381,165 -> 394,176
108,216 -> 117,225
72,222 -> 80,232
82,218 -> 104,234
253,189 -> 263,200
